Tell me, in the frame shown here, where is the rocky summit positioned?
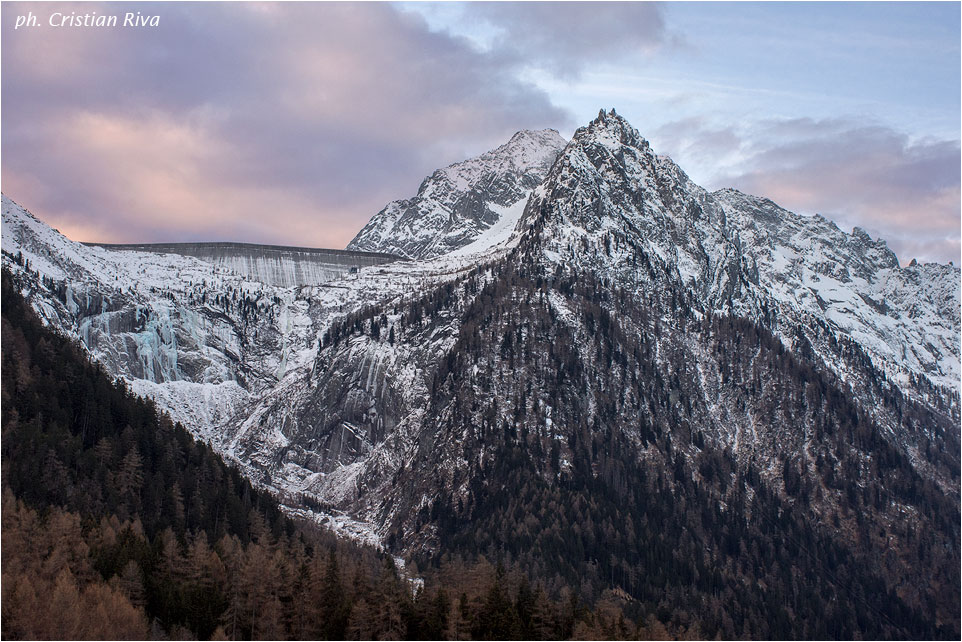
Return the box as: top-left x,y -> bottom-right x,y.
3,110 -> 959,638
348,128 -> 567,259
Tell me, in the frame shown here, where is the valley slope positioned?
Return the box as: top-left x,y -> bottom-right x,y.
2,110 -> 959,638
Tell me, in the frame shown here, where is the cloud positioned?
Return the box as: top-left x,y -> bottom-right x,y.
652,117 -> 747,173
1,1 -> 572,247
654,116 -> 961,265
4,2 -> 952,266
463,2 -> 669,77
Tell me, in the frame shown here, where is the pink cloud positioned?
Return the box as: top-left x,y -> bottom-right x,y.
1,2 -> 570,247
659,117 -> 961,265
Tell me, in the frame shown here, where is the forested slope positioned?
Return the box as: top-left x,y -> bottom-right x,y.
0,267 -> 661,640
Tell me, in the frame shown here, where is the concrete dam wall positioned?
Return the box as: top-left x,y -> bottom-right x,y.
86,241 -> 402,288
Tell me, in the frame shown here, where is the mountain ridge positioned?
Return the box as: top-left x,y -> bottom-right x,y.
516,110 -> 959,391
1,109 -> 959,637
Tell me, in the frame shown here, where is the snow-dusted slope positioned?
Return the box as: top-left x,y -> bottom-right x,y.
1,192 -> 486,512
521,109 -> 961,392
711,188 -> 960,389
348,129 -> 566,259
216,112 -> 959,551
2,111 -> 958,554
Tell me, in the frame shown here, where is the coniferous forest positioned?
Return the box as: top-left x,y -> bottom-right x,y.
1,268 -> 672,639
4,259 -> 960,640
383,260 -> 959,640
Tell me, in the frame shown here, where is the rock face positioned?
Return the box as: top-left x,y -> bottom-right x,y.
2,111 -> 960,637
347,129 -> 567,259
1,191 -> 478,454
520,109 -> 960,391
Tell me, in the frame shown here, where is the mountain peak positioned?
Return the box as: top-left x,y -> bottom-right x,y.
573,108 -> 648,151
594,107 -> 619,123
507,128 -> 564,146
348,128 -> 566,259
486,128 -> 567,171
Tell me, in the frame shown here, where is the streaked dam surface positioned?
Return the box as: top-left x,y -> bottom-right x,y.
86,241 -> 402,287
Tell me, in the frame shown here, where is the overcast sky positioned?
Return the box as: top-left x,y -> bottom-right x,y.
2,1 -> 959,264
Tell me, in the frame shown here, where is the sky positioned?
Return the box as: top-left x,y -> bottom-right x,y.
1,1 -> 959,264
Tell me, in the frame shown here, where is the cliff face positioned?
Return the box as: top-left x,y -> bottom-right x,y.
86,242 -> 400,288
2,191 -> 475,457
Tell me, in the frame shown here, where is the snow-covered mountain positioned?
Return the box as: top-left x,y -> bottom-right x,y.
2,112 -> 959,624
519,110 -> 960,392
347,129 -> 566,259
4,110 -> 958,502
